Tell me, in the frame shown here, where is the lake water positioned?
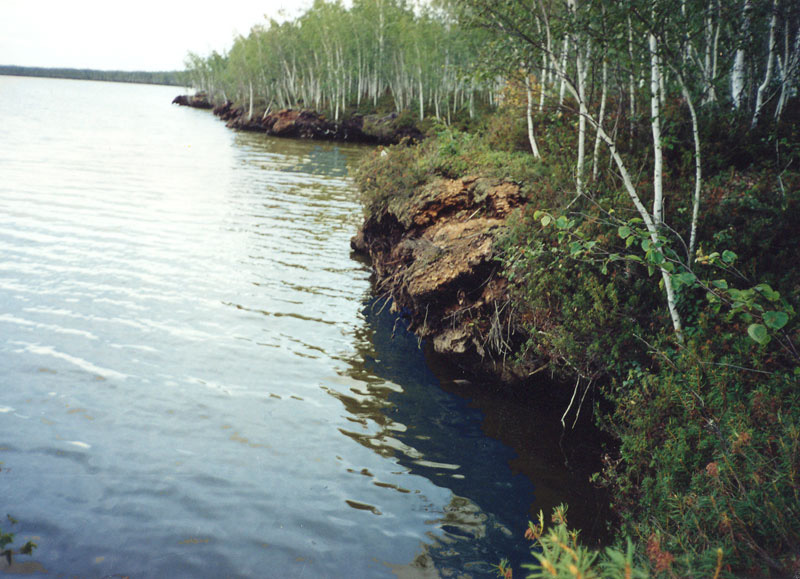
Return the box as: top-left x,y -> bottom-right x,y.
0,76 -> 604,577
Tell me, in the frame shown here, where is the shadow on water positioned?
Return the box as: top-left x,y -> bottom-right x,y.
426,349 -> 613,546
334,294 -> 611,575
234,132 -> 363,177
281,144 -> 350,177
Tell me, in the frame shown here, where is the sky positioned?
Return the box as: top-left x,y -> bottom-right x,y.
1,0 -> 314,71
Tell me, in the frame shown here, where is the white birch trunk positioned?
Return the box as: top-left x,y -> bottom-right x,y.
627,15 -> 637,135
752,0 -> 779,127
774,20 -> 799,121
419,77 -> 424,121
650,33 -> 683,339
469,83 -> 475,119
676,74 -> 703,259
539,53 -> 547,111
568,0 -> 586,195
592,57 -> 608,181
702,0 -> 720,104
650,31 -> 665,225
538,0 -> 683,338
525,74 -> 541,159
248,80 -> 254,120
576,44 -> 588,197
558,34 -> 570,112
592,108 -> 684,339
731,0 -> 752,109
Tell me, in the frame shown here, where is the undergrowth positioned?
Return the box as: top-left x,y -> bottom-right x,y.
353,103 -> 800,577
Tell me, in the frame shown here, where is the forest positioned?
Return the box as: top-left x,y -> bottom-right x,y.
184,0 -> 800,577
183,0 -> 488,123
0,65 -> 182,86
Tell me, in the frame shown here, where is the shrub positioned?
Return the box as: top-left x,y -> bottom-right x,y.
498,204 -> 660,383
353,141 -> 428,217
485,107 -> 529,152
354,106 -> 800,577
601,337 -> 800,577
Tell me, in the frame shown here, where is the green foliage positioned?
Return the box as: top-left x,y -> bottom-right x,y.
414,125 -> 568,201
488,123 -> 800,575
353,141 -> 428,220
601,344 -> 800,576
183,0 -> 489,121
493,145 -> 799,573
1,515 -> 36,566
500,206 -> 657,382
353,125 -> 567,221
354,44 -> 800,574
484,106 -> 530,152
515,506 -> 655,578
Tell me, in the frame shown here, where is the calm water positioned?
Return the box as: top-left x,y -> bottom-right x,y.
0,76 -> 603,577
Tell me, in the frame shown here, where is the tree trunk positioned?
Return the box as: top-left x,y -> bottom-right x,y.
539,53 -> 547,111
752,0 -> 779,127
628,15 -> 637,136
774,20 -> 799,121
539,3 -> 683,339
676,74 -> 703,259
558,34 -> 570,112
650,31 -> 665,225
702,0 -> 720,104
576,44 -> 588,196
592,57 -> 608,181
525,74 -> 541,159
248,80 -> 254,120
731,0 -> 752,109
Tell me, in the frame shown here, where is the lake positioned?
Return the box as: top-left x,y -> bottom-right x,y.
0,76 -> 603,577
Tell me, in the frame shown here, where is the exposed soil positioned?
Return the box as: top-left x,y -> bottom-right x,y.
352,176 -> 531,380
174,93 -> 525,376
171,93 -> 213,109
173,95 -> 423,144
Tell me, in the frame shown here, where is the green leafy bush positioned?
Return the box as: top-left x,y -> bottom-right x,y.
498,203 -> 661,383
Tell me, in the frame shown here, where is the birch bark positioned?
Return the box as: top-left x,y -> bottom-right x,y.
525,74 -> 542,158
752,0 -> 779,126
731,0 -> 752,110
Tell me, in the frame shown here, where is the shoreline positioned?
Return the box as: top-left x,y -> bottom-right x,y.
350,172 -> 535,384
174,92 -> 513,378
172,94 -> 424,145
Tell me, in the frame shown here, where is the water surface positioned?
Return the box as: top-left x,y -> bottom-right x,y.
0,76 -> 602,578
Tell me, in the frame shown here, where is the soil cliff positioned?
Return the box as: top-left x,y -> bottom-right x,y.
173,95 -> 423,144
171,94 -> 213,109
352,176 -> 529,379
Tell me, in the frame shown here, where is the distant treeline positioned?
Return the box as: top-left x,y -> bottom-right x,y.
0,65 -> 184,86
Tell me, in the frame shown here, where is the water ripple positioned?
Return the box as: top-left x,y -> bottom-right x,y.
0,77 -> 545,578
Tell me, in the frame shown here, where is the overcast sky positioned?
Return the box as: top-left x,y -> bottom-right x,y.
1,0 -> 313,71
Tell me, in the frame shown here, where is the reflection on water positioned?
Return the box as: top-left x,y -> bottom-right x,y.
0,76 -> 604,578
335,299 -> 538,575
335,298 -> 609,574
